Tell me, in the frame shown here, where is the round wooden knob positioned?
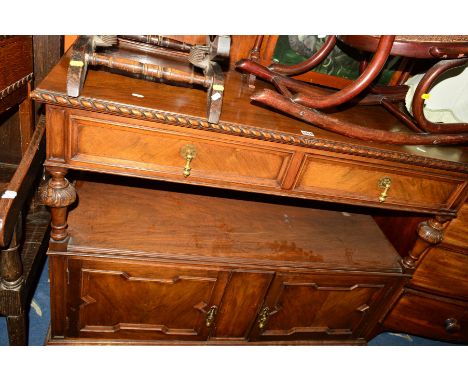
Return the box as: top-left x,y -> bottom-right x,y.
444,318 -> 460,333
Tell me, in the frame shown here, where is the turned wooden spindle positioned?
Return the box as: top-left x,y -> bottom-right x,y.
119,35 -> 193,52
88,53 -> 210,88
39,167 -> 76,245
401,215 -> 451,271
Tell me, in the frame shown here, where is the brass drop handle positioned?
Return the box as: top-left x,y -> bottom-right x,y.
378,177 -> 392,203
444,317 -> 460,333
205,305 -> 218,327
180,144 -> 197,178
258,306 -> 270,330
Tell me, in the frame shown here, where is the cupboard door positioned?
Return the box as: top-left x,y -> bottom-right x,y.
250,273 -> 394,341
66,257 -> 229,341
210,271 -> 274,341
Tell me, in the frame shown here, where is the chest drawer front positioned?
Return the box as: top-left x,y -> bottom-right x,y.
412,247 -> 468,300
66,257 -> 229,341
67,116 -> 292,189
251,273 -> 397,341
385,290 -> 468,342
294,156 -> 460,210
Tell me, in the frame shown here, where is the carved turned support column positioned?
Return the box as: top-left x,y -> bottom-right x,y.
39,167 -> 76,250
401,215 -> 451,272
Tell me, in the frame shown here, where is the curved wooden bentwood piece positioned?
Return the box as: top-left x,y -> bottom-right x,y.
412,58 -> 468,134
239,36 -> 396,110
269,35 -> 338,76
251,89 -> 468,145
237,35 -> 468,144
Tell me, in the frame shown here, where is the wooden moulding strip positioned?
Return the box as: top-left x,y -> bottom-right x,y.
31,88 -> 468,175
0,73 -> 33,100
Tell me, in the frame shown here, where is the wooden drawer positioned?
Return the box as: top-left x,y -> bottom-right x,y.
63,256 -> 230,341
65,114 -> 293,190
412,246 -> 468,300
385,290 -> 468,342
294,155 -> 461,210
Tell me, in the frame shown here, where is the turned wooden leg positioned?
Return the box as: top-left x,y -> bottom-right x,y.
0,220 -> 23,289
1,220 -> 27,345
6,314 -> 27,346
401,215 -> 451,272
39,167 -> 76,250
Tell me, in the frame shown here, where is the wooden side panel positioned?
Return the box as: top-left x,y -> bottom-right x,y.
295,155 -> 460,210
384,290 -> 468,342
67,116 -> 292,188
46,106 -> 67,162
251,273 -> 393,341
443,203 -> 468,248
0,36 -> 33,90
412,247 -> 468,300
66,257 -> 229,341
49,253 -> 68,338
0,107 -> 22,164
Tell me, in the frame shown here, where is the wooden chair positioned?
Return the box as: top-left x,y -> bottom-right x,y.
0,36 -> 49,345
236,35 -> 468,145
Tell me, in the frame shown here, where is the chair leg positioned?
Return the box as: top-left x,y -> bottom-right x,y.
7,314 -> 27,345
0,220 -> 23,289
1,219 -> 27,345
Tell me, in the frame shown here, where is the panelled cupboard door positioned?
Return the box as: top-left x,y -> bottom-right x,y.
250,272 -> 394,341
65,257 -> 229,341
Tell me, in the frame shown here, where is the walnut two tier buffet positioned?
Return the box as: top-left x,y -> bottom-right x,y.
31,41 -> 468,345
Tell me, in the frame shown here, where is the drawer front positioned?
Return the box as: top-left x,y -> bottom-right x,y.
65,257 -> 229,341
250,272 -> 398,341
294,156 -> 460,210
385,290 -> 468,342
412,246 -> 468,300
67,115 -> 293,189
